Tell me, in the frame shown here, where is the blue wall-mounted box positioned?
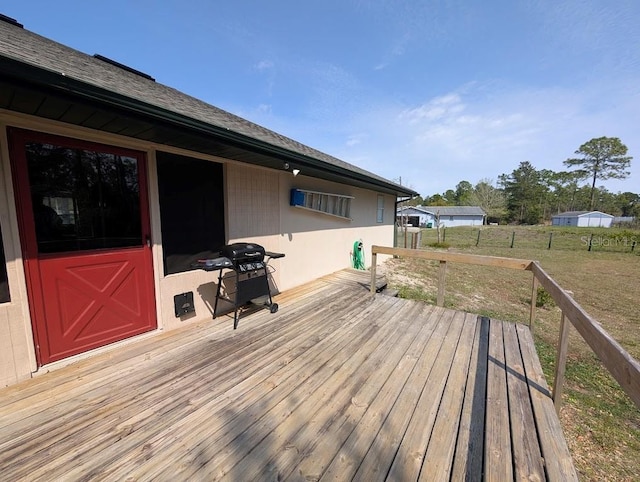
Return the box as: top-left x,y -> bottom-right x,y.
290,188 -> 304,207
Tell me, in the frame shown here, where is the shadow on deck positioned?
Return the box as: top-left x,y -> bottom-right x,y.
0,269 -> 576,481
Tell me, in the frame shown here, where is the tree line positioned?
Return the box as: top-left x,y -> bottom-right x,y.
410,136 -> 637,224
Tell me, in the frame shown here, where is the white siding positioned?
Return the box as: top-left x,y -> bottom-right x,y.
577,214 -> 613,228
439,216 -> 485,227
552,212 -> 613,228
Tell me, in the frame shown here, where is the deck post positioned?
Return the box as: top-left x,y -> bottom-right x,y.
370,250 -> 377,294
553,309 -> 571,412
437,260 -> 447,306
529,274 -> 538,332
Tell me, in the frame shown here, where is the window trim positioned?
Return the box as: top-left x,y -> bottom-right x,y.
376,194 -> 384,223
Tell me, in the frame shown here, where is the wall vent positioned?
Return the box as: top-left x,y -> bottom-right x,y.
0,13 -> 23,28
93,54 -> 155,81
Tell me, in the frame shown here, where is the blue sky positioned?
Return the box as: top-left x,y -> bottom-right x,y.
5,1 -> 640,197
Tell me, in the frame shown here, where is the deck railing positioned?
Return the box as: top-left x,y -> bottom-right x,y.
370,245 -> 640,411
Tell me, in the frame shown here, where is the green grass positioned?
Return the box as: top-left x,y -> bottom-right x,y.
385,228 -> 640,481
396,285 -> 435,304
427,241 -> 450,249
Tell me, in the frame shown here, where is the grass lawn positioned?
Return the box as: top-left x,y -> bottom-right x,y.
386,225 -> 640,481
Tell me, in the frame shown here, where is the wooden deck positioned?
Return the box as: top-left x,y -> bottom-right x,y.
0,269 -> 577,481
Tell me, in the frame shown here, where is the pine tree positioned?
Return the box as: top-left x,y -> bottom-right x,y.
564,137 -> 632,210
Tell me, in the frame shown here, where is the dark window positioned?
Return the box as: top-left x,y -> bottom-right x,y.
156,152 -> 225,275
0,222 -> 9,303
25,142 -> 142,253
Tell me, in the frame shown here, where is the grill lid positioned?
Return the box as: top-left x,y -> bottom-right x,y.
221,243 -> 265,265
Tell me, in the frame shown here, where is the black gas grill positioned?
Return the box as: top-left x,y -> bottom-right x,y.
194,243 -> 284,329
221,242 -> 267,272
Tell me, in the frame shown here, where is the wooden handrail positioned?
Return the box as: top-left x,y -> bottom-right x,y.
370,245 -> 640,410
370,245 -> 536,324
530,262 -> 640,409
372,245 -> 533,270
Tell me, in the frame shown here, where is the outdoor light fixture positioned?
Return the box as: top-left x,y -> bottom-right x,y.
283,162 -> 299,176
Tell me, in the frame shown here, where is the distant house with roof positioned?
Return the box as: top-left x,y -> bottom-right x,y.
551,211 -> 614,228
397,205 -> 486,228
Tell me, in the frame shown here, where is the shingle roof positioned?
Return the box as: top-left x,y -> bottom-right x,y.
552,211 -> 614,217
0,19 -> 417,197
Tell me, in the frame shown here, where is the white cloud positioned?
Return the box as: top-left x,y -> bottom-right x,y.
346,133 -> 366,147
327,80 -> 640,196
252,59 -> 277,97
400,94 -> 466,123
256,103 -> 272,114
255,59 -> 274,71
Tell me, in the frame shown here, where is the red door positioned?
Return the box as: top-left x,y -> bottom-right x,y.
9,128 -> 156,365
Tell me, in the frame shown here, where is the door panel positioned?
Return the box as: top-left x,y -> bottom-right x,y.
9,128 -> 156,365
38,249 -> 155,362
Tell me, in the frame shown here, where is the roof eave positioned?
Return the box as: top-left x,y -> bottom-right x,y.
0,55 -> 418,198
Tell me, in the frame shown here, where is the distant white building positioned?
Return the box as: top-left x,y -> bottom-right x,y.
551,211 -> 614,228
397,206 -> 486,228
613,216 -> 636,225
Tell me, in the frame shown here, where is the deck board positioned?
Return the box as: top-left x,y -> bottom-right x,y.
504,322 -> 546,481
450,316 -> 488,482
387,309 -> 466,481
419,313 -> 477,481
485,317 -> 513,481
0,269 -> 578,481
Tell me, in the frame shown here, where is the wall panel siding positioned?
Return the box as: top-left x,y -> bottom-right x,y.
227,164 -> 280,240
278,175 -> 395,291
0,308 -> 17,386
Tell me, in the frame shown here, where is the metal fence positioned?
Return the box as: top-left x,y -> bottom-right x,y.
396,226 -> 640,253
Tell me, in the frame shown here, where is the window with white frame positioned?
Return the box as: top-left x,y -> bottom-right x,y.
376,195 -> 384,223
290,189 -> 353,220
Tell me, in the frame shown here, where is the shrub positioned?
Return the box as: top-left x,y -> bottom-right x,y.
428,242 -> 450,249
536,287 -> 555,308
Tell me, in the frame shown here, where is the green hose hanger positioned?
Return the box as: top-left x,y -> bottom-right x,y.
352,239 -> 365,270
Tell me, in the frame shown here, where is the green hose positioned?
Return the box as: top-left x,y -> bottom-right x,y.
352,240 -> 365,270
